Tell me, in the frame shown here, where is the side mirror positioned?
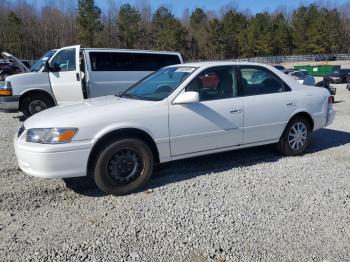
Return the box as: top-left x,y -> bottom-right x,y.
173,91 -> 199,104
45,61 -> 61,72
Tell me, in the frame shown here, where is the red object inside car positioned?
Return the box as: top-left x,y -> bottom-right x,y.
199,73 -> 220,89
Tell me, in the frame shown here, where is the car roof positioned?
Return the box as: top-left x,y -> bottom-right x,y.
167,61 -> 273,68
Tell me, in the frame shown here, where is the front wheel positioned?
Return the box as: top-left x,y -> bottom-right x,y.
93,138 -> 154,196
278,117 -> 311,156
21,93 -> 54,118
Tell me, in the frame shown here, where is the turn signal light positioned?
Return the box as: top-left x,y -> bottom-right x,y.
0,89 -> 12,96
328,96 -> 334,104
56,129 -> 78,142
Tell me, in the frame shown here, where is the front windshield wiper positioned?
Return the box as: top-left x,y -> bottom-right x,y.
119,92 -> 140,100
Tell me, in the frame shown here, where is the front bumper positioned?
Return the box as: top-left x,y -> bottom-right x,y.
14,131 -> 95,179
0,95 -> 19,112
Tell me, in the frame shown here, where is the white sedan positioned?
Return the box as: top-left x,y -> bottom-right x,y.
14,62 -> 335,195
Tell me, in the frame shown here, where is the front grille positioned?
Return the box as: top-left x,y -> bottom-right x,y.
18,125 -> 25,137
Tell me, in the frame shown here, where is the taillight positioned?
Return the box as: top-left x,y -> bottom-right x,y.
328,96 -> 333,104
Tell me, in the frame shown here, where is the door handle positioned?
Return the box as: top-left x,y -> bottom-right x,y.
230,109 -> 242,114
286,102 -> 295,106
76,73 -> 80,81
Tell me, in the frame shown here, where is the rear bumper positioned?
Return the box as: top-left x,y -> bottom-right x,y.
326,108 -> 335,126
0,95 -> 19,112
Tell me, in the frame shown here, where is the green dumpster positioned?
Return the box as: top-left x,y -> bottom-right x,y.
294,65 -> 340,76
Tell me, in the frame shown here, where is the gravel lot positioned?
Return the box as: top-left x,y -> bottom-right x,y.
1,84 -> 350,261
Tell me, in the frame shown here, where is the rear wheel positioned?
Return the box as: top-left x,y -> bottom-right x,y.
21,93 -> 54,118
278,117 -> 311,156
93,138 -> 154,196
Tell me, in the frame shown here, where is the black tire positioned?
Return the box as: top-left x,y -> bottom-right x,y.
93,138 -> 154,196
277,116 -> 311,156
21,93 -> 54,118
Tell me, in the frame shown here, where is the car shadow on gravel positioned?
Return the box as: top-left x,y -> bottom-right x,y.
306,128 -> 350,153
63,128 -> 350,197
13,115 -> 26,122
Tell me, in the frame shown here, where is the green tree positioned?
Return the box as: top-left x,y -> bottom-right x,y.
76,0 -> 104,47
151,7 -> 188,53
271,13 -> 292,55
245,12 -> 273,56
207,18 -> 225,59
221,10 -> 248,58
117,4 -> 143,48
189,8 -> 209,59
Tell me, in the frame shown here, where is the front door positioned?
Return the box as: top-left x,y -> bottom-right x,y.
48,45 -> 84,104
169,66 -> 244,156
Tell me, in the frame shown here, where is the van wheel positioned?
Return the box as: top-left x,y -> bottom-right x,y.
278,117 -> 311,156
93,138 -> 154,196
21,93 -> 54,118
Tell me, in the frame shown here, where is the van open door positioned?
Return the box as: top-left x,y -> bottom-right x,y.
47,45 -> 84,104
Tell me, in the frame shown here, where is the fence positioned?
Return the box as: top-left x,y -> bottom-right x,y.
234,54 -> 350,64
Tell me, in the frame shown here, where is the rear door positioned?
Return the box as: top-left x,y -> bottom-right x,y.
48,45 -> 84,104
239,65 -> 295,144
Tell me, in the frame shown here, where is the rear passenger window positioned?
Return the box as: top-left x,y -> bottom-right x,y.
134,53 -> 181,71
240,66 -> 289,96
110,53 -> 134,71
90,52 -> 181,72
90,52 -> 134,71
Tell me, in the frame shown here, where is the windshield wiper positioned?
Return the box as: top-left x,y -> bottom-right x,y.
119,93 -> 140,100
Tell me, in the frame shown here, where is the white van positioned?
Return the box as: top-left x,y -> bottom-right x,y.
0,45 -> 183,117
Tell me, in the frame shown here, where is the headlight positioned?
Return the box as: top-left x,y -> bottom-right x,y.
0,81 -> 12,96
26,128 -> 78,144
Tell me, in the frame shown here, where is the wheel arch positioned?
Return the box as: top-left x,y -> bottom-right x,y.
19,89 -> 56,111
87,128 -> 160,176
287,111 -> 314,132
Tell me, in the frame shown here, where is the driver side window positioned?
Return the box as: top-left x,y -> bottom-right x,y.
185,67 -> 238,101
50,49 -> 76,72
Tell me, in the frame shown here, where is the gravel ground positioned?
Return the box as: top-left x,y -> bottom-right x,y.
1,84 -> 350,262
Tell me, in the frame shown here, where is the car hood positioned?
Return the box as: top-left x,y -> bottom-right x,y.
24,95 -> 157,130
1,52 -> 30,73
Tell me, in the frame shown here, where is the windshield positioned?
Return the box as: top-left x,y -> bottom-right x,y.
30,50 -> 56,72
122,67 -> 197,101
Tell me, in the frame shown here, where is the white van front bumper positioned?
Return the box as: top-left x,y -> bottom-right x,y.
0,95 -> 19,112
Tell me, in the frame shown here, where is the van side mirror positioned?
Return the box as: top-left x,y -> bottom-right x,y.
45,61 -> 61,72
173,91 -> 199,104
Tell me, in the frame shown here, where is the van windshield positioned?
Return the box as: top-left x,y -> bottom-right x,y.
30,50 -> 56,72
122,67 -> 197,101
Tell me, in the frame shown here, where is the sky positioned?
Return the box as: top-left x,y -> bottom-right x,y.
97,0 -> 347,15
31,0 -> 348,16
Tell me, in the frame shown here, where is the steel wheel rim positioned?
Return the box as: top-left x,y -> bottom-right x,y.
106,149 -> 142,184
288,122 -> 308,150
29,99 -> 47,114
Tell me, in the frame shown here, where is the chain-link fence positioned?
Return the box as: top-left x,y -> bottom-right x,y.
234,54 -> 350,64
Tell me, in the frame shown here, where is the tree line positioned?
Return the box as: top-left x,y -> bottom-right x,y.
0,0 -> 349,61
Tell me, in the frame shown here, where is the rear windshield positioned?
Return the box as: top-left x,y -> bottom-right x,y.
89,52 -> 181,72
